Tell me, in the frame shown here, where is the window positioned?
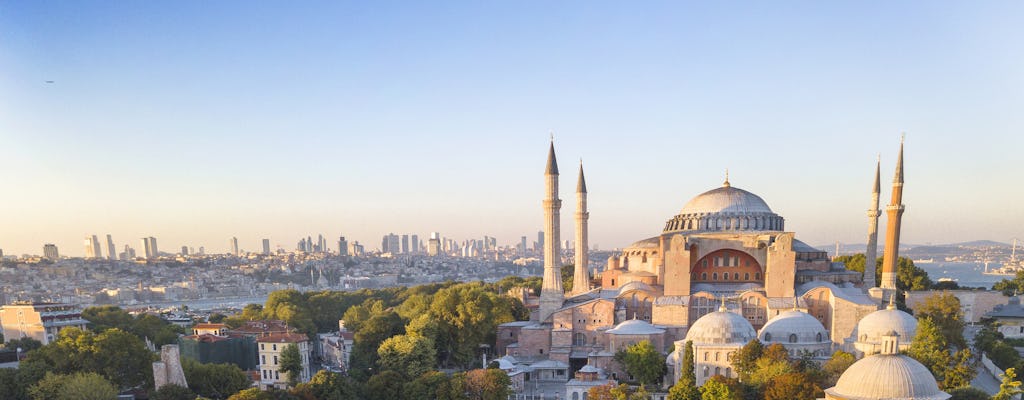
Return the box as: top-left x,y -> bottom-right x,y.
723,273 -> 728,281
755,272 -> 761,280
260,344 -> 265,350
712,273 -> 718,280
715,367 -> 721,376
539,349 -> 544,354
816,332 -> 823,342
726,352 -> 732,361
273,344 -> 277,351
261,355 -> 266,365
764,333 -> 772,342
275,371 -> 279,380
734,273 -> 739,280
715,352 -> 720,361
274,356 -> 278,365
574,333 -> 587,346
701,272 -> 707,280
704,352 -> 709,361
725,367 -> 732,377
702,259 -> 708,267
744,273 -> 750,280
789,334 -> 798,343
703,367 -> 709,377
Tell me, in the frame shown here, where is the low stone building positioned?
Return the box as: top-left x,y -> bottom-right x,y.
906,289 -> 1007,323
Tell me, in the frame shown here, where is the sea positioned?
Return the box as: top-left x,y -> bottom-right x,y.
916,261 -> 1011,289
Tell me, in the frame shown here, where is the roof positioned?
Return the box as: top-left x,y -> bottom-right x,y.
626,237 -> 660,249
545,141 -> 558,175
759,310 -> 828,344
256,333 -> 308,344
679,184 -> 774,215
826,354 -> 950,400
791,239 -> 823,253
855,305 -> 918,347
606,319 -> 665,336
685,307 -> 757,345
182,333 -> 231,343
194,323 -> 227,329
530,359 -> 569,369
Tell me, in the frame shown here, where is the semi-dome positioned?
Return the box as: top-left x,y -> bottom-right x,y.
758,310 -> 829,344
663,180 -> 785,234
607,319 -> 665,336
685,305 -> 757,345
826,355 -> 949,400
853,302 -> 918,355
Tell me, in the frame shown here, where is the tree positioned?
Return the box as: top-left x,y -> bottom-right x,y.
365,371 -> 405,400
764,372 -> 818,400
293,370 -> 359,400
588,383 -> 632,400
731,339 -> 764,381
943,348 -> 976,390
403,371 -> 452,400
4,337 -> 42,352
614,340 -> 666,386
993,368 -> 1024,400
462,368 -> 512,400
377,334 -> 437,378
747,356 -> 793,388
822,350 -> 855,386
150,384 -> 197,400
182,359 -> 252,399
699,376 -> 735,400
994,270 -> 1024,296
912,292 -> 967,349
668,341 -> 700,400
279,344 -> 304,387
88,328 -> 155,389
908,317 -> 976,389
947,386 -> 992,400
349,311 -> 405,379
28,372 -> 118,400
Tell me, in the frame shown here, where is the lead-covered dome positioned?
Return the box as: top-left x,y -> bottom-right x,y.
826,355 -> 949,400
607,319 -> 665,336
853,302 -> 918,355
758,310 -> 829,344
685,306 -> 757,345
664,181 -> 784,234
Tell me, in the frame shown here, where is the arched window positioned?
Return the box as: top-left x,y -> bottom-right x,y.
715,352 -> 720,361
704,352 -> 709,361
816,332 -> 823,342
744,273 -> 750,280
712,273 -> 718,280
573,393 -> 580,400
789,334 -> 798,343
701,272 -> 707,280
715,367 -> 721,376
703,367 -> 709,377
734,273 -> 740,280
764,333 -> 772,342
755,272 -> 761,280
722,273 -> 728,281
725,367 -> 732,377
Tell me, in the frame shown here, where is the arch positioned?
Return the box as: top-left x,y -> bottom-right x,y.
715,352 -> 720,361
816,332 -> 823,342
744,272 -> 750,280
725,367 -> 732,377
701,272 -> 707,280
573,393 -> 579,400
703,366 -> 709,377
789,334 -> 798,343
712,272 -> 718,280
764,333 -> 772,342
715,367 -> 721,376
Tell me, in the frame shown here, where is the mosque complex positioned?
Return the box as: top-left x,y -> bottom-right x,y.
496,138 -> 952,400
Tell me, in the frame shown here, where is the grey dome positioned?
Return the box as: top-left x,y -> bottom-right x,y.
854,305 -> 918,354
685,307 -> 757,345
826,354 -> 950,400
680,185 -> 773,215
607,319 -> 665,336
758,310 -> 829,344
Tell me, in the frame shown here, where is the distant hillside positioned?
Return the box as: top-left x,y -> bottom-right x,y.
949,240 -> 1011,248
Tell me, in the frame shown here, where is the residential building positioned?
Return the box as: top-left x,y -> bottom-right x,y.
257,333 -> 311,390
0,302 -> 89,345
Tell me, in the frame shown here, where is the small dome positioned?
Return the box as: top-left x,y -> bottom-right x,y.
854,305 -> 918,352
680,185 -> 773,215
685,307 -> 757,345
758,310 -> 829,344
826,354 -> 950,400
607,319 -> 665,336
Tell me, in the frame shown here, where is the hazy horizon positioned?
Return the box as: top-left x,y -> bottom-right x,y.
2,2 -> 1022,256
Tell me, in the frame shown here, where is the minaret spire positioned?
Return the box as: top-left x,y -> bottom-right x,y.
539,139 -> 564,322
880,136 -> 906,290
723,169 -> 730,187
864,155 -> 881,291
571,160 -> 590,295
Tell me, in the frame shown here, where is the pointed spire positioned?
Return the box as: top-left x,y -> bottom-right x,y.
576,160 -> 587,193
873,154 -> 881,194
723,169 -> 731,187
886,292 -> 896,310
545,139 -> 559,175
894,133 -> 904,184
718,296 -> 727,312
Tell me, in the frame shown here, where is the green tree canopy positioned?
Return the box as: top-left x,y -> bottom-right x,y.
668,341 -> 700,400
292,370 -> 359,400
377,333 -> 437,378
150,384 -> 196,400
457,368 -> 512,400
614,340 -> 667,386
699,376 -> 736,400
20,327 -> 153,390
911,292 -> 967,349
365,371 -> 405,400
279,343 -> 304,387
994,367 -> 1024,400
28,372 -> 118,400
822,350 -> 856,387
731,339 -> 764,381
182,359 -> 252,399
764,372 -> 819,400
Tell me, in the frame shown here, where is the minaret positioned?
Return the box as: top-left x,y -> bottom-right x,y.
864,156 -> 881,290
571,161 -> 590,296
880,136 -> 905,290
539,140 -> 564,322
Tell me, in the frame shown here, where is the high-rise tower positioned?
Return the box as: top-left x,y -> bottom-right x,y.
863,157 -> 881,290
106,234 -> 116,261
539,140 -> 564,322
880,137 -> 905,290
571,161 -> 590,295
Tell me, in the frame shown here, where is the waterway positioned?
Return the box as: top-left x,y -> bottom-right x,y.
916,261 -> 1011,289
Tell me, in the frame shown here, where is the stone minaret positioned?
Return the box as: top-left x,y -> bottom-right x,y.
863,156 -> 881,291
539,141 -> 564,322
880,137 -> 905,290
571,161 -> 590,296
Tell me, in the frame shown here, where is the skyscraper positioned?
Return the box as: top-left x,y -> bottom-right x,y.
338,236 -> 349,256
520,236 -> 528,257
43,244 -> 59,260
880,137 -> 906,290
230,237 -> 239,256
84,235 -> 99,259
411,235 -> 419,254
539,140 -> 564,322
181,246 -> 189,256
106,234 -> 116,261
262,239 -> 271,255
140,237 -> 158,259
572,161 -> 590,295
402,235 -> 409,254
428,232 -> 441,256
149,237 -> 158,258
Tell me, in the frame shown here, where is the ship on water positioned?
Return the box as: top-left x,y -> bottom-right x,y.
983,239 -> 1022,276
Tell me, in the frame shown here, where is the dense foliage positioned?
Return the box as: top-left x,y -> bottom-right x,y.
82,305 -> 186,346
615,340 -> 667,386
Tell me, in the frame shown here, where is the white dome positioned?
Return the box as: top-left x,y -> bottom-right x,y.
854,305 -> 917,351
758,310 -> 829,344
685,307 -> 757,345
826,354 -> 949,400
607,319 -> 665,336
680,185 -> 773,215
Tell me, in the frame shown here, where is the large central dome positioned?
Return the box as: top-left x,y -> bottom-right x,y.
664,180 -> 784,234
679,184 -> 774,215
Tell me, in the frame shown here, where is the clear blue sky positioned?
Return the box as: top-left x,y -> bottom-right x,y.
1,1 -> 1022,256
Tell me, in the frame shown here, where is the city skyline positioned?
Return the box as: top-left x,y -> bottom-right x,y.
2,2 -> 1022,255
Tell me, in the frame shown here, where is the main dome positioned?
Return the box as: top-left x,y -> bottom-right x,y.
826,354 -> 949,400
664,181 -> 785,234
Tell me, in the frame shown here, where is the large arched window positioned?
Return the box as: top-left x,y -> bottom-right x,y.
789,334 -> 798,343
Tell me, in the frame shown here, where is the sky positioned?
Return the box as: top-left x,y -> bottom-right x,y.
1,1 -> 1022,256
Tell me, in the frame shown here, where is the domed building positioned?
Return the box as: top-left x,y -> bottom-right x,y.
758,310 -> 832,358
667,303 -> 757,385
850,297 -> 918,356
497,141 -> 908,388
826,331 -> 949,400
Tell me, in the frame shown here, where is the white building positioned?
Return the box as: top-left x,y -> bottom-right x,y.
257,333 -> 311,390
0,302 -> 90,345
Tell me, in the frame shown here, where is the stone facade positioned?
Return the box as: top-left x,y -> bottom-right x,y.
153,344 -> 188,390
